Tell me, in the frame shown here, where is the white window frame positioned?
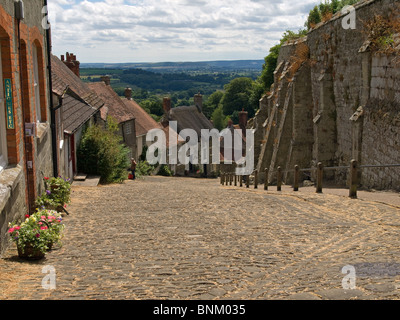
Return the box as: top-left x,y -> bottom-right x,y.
32,43 -> 41,123
0,46 -> 8,172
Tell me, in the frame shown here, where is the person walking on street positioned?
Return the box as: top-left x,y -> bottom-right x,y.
130,158 -> 137,180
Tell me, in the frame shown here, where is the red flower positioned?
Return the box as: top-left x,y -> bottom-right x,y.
25,214 -> 30,218
44,177 -> 49,180
35,233 -> 40,238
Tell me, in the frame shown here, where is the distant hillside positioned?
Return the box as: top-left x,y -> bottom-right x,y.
80,60 -> 264,73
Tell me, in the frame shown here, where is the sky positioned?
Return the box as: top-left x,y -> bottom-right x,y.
47,0 -> 321,63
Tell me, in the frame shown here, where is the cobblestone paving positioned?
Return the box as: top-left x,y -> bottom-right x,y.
1,176 -> 400,300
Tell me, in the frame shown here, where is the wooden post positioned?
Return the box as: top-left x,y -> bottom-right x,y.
240,175 -> 243,187
229,173 -> 233,186
234,174 -> 237,186
225,173 -> 229,186
254,170 -> 258,189
221,173 -> 224,185
349,159 -> 358,199
316,162 -> 323,193
277,166 -> 282,191
293,165 -> 299,191
246,175 -> 249,188
264,168 -> 269,191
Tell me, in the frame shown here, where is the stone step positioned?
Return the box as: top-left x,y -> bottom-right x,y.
71,176 -> 101,187
74,173 -> 87,181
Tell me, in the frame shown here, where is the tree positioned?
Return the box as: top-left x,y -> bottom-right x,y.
221,77 -> 255,118
77,117 -> 130,184
306,5 -> 322,29
259,44 -> 281,92
211,105 -> 228,131
203,91 -> 224,118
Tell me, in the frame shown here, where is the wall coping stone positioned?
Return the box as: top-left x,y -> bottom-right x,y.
0,165 -> 23,213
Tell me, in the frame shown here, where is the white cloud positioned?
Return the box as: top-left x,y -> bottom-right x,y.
48,0 -> 320,63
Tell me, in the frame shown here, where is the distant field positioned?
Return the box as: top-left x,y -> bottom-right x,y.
79,60 -> 264,74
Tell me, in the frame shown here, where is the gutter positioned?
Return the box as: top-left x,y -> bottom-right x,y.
43,0 -> 59,177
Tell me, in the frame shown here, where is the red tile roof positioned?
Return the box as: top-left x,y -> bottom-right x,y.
122,98 -> 160,136
88,82 -> 135,124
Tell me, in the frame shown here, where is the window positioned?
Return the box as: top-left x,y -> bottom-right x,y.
0,45 -> 8,171
125,122 -> 132,135
32,43 -> 41,122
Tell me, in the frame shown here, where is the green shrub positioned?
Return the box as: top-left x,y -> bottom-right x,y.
158,165 -> 172,176
136,160 -> 156,178
77,117 -> 130,184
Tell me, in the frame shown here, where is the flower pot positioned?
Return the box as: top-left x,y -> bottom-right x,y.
17,243 -> 46,260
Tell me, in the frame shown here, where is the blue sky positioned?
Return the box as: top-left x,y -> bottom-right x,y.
48,0 -> 321,63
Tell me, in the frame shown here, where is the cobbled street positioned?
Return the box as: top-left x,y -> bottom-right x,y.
1,176 -> 400,300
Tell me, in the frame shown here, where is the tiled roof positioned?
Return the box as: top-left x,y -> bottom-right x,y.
88,82 -> 135,124
168,105 -> 214,138
122,99 -> 160,136
51,54 -> 104,134
62,93 -> 98,134
51,55 -> 103,110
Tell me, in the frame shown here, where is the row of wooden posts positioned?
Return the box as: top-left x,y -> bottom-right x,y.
220,160 -> 359,199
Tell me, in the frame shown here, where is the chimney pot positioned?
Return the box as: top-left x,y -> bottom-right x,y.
238,108 -> 248,135
163,97 -> 171,113
194,92 -> 203,113
125,87 -> 132,100
63,52 -> 80,78
101,75 -> 111,86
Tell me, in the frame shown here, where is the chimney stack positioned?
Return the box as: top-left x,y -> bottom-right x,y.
238,108 -> 248,136
100,75 -> 111,86
163,97 -> 171,113
62,52 -> 80,78
194,92 -> 203,112
124,87 -> 132,100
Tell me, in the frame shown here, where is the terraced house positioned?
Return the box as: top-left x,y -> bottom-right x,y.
0,0 -> 54,255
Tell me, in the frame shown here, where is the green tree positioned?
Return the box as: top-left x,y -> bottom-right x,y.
77,117 -> 130,184
203,91 -> 224,118
259,44 -> 281,92
141,98 -> 163,117
306,5 -> 322,29
211,105 -> 228,131
221,77 -> 255,118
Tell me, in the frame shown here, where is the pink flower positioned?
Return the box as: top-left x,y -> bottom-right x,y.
35,233 -> 40,238
40,226 -> 48,230
8,228 -> 15,233
41,216 -> 46,220
15,226 -> 20,230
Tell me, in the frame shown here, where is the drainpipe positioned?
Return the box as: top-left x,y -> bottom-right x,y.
43,0 -> 59,177
15,0 -> 34,213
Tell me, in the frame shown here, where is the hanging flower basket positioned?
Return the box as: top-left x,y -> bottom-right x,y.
17,243 -> 46,260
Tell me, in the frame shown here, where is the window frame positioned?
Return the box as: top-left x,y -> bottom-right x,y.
32,43 -> 41,123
